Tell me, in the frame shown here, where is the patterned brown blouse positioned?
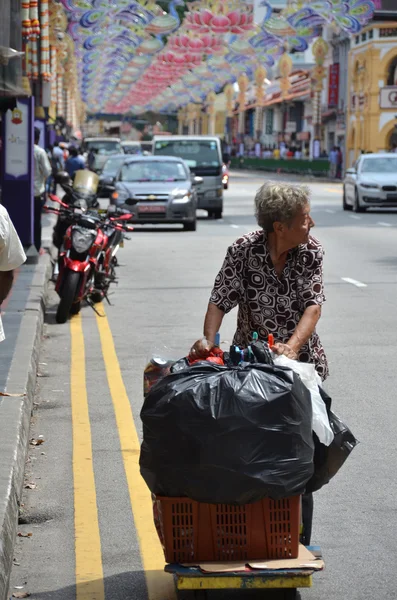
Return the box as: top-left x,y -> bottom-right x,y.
210,230 -> 328,380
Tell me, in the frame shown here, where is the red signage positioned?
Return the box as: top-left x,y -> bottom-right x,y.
328,63 -> 340,108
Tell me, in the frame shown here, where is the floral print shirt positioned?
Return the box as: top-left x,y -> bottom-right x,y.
210,230 -> 328,380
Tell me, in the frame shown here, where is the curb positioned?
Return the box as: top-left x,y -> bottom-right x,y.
0,253 -> 51,600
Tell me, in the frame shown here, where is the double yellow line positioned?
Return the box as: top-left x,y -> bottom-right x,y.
70,311 -> 176,600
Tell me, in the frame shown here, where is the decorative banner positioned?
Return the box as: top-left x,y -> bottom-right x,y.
328,63 -> 340,108
55,0 -> 375,115
5,101 -> 30,179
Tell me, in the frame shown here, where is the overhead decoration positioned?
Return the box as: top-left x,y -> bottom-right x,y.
56,0 -> 375,115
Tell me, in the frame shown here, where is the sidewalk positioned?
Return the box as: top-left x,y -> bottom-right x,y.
0,212 -> 54,600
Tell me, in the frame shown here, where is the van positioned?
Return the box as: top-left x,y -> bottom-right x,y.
152,135 -> 223,218
81,137 -> 123,173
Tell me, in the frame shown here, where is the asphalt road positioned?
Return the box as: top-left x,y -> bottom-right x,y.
9,171 -> 397,600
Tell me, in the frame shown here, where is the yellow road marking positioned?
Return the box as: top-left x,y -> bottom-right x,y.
95,307 -> 176,600
324,187 -> 342,194
70,314 -> 105,600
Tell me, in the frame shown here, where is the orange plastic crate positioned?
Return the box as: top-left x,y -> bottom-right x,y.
153,495 -> 301,564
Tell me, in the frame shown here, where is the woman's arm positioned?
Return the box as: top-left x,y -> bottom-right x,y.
190,303 -> 225,358
287,305 -> 322,353
273,305 -> 322,359
204,303 -> 225,345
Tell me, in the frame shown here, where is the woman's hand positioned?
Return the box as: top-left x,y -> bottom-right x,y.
272,342 -> 298,361
189,337 -> 214,360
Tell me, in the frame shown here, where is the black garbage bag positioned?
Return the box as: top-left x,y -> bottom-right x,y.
305,388 -> 358,493
140,362 -> 314,504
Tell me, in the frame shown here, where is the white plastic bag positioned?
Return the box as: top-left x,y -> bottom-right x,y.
273,355 -> 334,446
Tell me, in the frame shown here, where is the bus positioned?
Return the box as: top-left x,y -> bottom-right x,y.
152,135 -> 223,218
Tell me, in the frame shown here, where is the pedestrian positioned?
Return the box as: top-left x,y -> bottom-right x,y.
0,205 -> 27,342
34,126 -> 52,254
329,146 -> 337,178
65,146 -> 85,178
52,141 -> 65,170
336,146 -> 343,179
190,181 -> 328,545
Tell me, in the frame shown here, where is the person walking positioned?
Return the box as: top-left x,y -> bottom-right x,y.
0,205 -> 26,342
65,146 -> 85,178
34,127 -> 52,254
329,147 -> 337,178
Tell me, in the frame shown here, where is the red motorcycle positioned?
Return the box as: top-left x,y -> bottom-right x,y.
46,195 -> 135,323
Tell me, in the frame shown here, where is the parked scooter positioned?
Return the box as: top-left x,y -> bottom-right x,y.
45,196 -> 135,323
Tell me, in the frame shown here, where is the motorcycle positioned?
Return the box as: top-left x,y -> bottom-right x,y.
45,196 -> 135,323
222,164 -> 229,190
52,169 -> 100,251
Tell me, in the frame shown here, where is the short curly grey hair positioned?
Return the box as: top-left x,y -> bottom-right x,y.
255,182 -> 310,232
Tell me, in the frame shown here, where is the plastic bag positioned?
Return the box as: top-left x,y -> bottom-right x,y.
306,388 -> 358,493
273,355 -> 334,446
140,361 -> 314,504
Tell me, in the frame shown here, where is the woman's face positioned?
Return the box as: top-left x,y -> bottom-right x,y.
285,202 -> 314,247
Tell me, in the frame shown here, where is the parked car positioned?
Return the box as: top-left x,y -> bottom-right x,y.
98,154 -> 128,197
343,153 -> 397,212
109,156 -> 201,231
121,141 -> 142,155
81,137 -> 124,173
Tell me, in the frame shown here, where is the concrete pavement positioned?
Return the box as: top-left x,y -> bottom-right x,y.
0,210 -> 54,600
4,174 -> 397,599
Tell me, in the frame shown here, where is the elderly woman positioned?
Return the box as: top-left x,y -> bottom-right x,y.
192,181 -> 327,380
192,181 -> 327,545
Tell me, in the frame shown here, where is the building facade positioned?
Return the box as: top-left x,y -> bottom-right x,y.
346,2 -> 397,165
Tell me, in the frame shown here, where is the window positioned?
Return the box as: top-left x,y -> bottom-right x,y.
355,35 -> 360,44
361,32 -> 367,42
361,157 -> 397,173
369,29 -> 373,39
120,161 -> 187,182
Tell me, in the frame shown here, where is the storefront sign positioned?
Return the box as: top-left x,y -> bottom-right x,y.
285,121 -> 297,133
328,63 -> 340,108
4,100 -> 30,179
380,86 -> 397,108
297,131 -> 310,141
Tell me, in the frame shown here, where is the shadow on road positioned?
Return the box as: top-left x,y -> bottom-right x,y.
27,571 -> 302,600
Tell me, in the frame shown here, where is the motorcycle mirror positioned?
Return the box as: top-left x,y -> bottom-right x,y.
125,197 -> 138,206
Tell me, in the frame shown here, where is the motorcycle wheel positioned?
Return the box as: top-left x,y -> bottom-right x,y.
70,301 -> 81,315
56,271 -> 81,324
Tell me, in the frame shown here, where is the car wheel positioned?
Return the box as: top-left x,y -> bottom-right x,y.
212,210 -> 222,219
343,186 -> 352,211
353,188 -> 366,213
183,220 -> 197,232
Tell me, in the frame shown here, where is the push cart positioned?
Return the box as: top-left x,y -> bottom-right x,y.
165,545 -> 323,599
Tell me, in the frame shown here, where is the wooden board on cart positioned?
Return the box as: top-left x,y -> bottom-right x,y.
165,546 -> 323,593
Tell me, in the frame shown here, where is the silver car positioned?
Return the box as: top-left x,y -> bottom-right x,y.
343,153 -> 397,212
109,156 -> 200,231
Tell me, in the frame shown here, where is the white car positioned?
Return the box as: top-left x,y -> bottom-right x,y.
343,153 -> 397,212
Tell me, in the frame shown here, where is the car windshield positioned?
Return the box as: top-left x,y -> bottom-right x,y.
122,144 -> 141,155
120,161 -> 187,182
85,141 -> 122,155
361,157 -> 397,173
102,157 -> 125,175
154,140 -> 221,168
